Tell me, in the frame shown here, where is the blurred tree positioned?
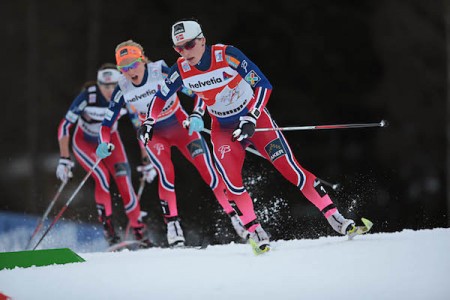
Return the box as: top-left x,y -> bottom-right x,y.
86,0 -> 102,77
26,0 -> 39,209
445,0 -> 450,225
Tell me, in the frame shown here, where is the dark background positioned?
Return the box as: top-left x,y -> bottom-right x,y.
0,0 -> 447,246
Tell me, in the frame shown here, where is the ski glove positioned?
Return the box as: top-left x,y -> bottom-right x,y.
96,142 -> 115,159
137,163 -> 158,184
56,157 -> 74,183
232,113 -> 257,142
138,118 -> 155,146
182,113 -> 204,136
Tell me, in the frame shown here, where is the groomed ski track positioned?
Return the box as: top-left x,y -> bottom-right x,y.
1,228 -> 449,300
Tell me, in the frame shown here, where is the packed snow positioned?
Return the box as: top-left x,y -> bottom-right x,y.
1,228 -> 449,300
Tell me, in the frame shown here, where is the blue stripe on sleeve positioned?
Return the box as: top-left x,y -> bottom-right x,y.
225,46 -> 272,90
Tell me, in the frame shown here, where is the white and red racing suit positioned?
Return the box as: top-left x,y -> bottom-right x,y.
146,45 -> 339,233
100,60 -> 235,223
58,84 -> 143,227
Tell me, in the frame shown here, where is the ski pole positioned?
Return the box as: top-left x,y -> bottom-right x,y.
201,128 -> 340,191
316,178 -> 341,191
25,181 -> 68,250
202,128 -> 264,158
136,175 -> 146,201
124,175 -> 146,240
255,120 -> 388,132
32,159 -> 102,250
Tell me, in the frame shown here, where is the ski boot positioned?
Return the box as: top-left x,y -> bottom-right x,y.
248,225 -> 270,255
132,224 -> 153,249
229,211 -> 250,241
166,217 -> 185,247
327,211 -> 373,239
101,215 -> 121,246
327,210 -> 355,235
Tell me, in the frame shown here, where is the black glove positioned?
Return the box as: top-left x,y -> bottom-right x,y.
232,113 -> 257,142
138,118 -> 155,146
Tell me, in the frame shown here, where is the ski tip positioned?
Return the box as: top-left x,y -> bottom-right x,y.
347,218 -> 374,240
361,218 -> 373,230
106,240 -> 144,252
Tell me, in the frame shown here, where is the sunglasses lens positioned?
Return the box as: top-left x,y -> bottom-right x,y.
174,39 -> 197,52
119,60 -> 140,72
184,40 -> 196,50
123,64 -> 133,72
131,61 -> 140,69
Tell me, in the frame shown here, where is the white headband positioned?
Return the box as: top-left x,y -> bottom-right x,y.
97,68 -> 121,84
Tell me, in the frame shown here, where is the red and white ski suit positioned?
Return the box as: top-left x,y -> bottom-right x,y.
148,45 -> 338,232
100,61 -> 235,221
58,84 -> 143,227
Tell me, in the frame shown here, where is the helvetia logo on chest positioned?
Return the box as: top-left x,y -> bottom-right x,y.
129,89 -> 156,102
188,77 -> 223,89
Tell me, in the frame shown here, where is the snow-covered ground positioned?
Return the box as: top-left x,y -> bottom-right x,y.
1,228 -> 449,300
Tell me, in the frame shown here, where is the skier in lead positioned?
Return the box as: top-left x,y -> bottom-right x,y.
56,63 -> 153,248
139,19 -> 368,254
97,40 -> 249,247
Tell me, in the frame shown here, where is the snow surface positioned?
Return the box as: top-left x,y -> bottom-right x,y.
1,228 -> 449,300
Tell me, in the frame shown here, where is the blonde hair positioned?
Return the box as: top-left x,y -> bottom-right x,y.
115,40 -> 149,63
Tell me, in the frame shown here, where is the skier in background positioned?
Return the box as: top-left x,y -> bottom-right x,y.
56,63 -> 154,248
96,40 -> 248,247
139,19 -> 362,254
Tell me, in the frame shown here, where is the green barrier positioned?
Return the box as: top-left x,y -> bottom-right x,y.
0,248 -> 85,270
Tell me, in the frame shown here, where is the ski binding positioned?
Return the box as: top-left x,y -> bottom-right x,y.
347,217 -> 373,240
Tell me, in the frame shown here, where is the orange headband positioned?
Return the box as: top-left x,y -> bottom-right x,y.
115,45 -> 143,65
